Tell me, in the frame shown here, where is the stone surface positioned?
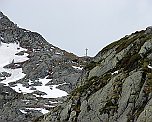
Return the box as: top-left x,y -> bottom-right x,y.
139,40 -> 152,57
0,11 -> 85,121
137,98 -> 152,122
145,26 -> 152,34
1,11 -> 152,122
36,26 -> 152,122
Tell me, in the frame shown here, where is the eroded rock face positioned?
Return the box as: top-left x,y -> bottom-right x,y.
137,98 -> 152,122
145,26 -> 152,34
36,29 -> 152,122
2,11 -> 152,122
0,84 -> 28,122
0,12 -> 85,122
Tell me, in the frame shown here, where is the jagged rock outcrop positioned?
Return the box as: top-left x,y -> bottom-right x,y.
0,11 -> 86,122
36,28 -> 152,122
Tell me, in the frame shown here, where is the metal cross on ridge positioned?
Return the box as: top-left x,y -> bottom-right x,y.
85,48 -> 88,57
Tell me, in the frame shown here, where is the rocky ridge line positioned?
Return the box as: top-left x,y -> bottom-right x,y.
0,11 -> 88,122
36,27 -> 152,122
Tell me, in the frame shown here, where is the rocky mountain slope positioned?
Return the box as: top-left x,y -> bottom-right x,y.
0,12 -> 86,122
36,27 -> 152,122
2,11 -> 152,122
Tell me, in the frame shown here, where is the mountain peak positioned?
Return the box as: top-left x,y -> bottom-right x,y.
36,28 -> 152,122
0,12 -> 85,122
145,26 -> 152,34
1,11 -> 152,122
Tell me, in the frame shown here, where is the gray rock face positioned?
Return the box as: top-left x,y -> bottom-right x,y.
2,11 -> 152,122
0,11 -> 85,121
36,27 -> 152,122
89,43 -> 132,79
137,98 -> 152,122
0,84 -> 31,122
139,39 -> 152,57
145,26 -> 152,34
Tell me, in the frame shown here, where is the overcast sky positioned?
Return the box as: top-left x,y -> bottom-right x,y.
0,0 -> 152,56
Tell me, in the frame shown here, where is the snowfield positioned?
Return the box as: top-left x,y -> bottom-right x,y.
0,42 -> 28,85
0,42 -> 68,96
11,78 -> 68,98
72,65 -> 83,70
0,42 -> 28,66
34,78 -> 68,98
20,108 -> 50,114
0,41 -> 68,114
1,68 -> 26,86
148,64 -> 152,69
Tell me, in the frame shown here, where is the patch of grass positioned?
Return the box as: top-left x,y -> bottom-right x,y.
101,30 -> 152,56
84,61 -> 97,70
71,73 -> 111,98
144,72 -> 152,94
146,79 -> 152,86
99,100 -> 118,115
72,76 -> 100,95
100,30 -> 145,55
116,31 -> 146,53
117,53 -> 141,72
147,73 -> 152,79
140,58 -> 152,73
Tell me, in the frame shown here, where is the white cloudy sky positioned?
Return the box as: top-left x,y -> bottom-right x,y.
0,0 -> 152,56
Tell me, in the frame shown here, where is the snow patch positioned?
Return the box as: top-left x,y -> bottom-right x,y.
51,47 -> 55,49
1,69 -> 26,86
49,101 -> 58,104
0,42 -> 28,86
148,64 -> 152,69
35,85 -> 68,98
0,42 -> 68,99
72,66 -> 83,70
111,70 -> 119,75
22,100 -> 30,104
25,108 -> 50,114
44,104 -> 54,108
19,109 -> 27,114
34,77 -> 68,98
0,42 -> 28,66
0,37 -> 4,40
55,52 -> 61,55
11,83 -> 34,93
11,77 -> 68,98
